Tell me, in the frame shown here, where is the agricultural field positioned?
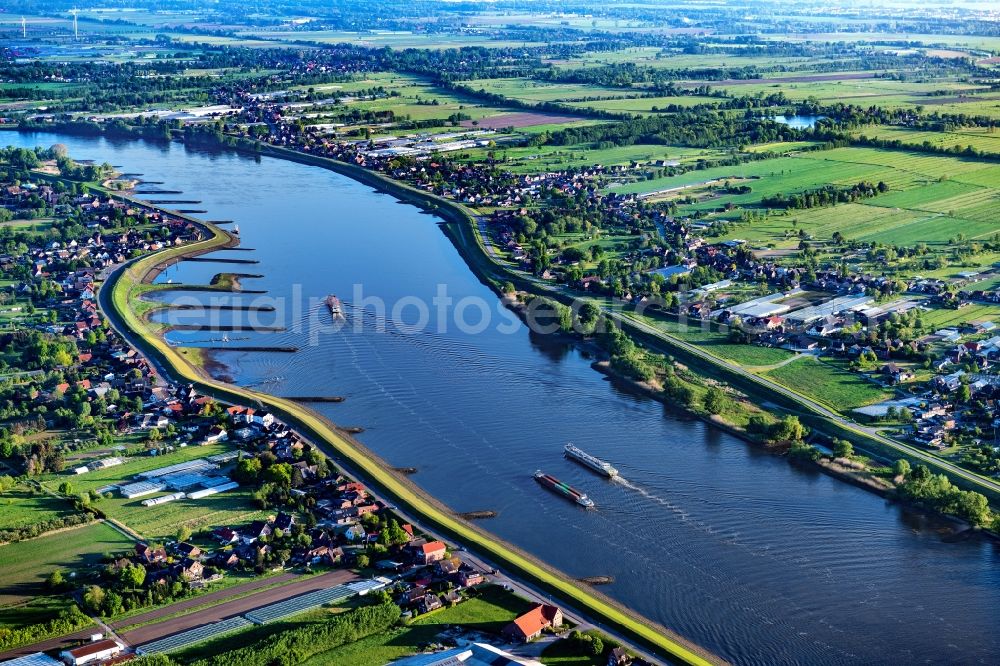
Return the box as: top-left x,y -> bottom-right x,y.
916,303 -> 1000,330
762,356 -> 895,410
467,143 -> 722,174
463,78 -> 630,103
0,484 -> 72,532
852,125 -> 1000,156
234,30 -> 549,49
550,48 -> 819,71
633,312 -> 797,367
566,95 -> 722,114
0,521 -> 133,605
640,147 -> 1000,259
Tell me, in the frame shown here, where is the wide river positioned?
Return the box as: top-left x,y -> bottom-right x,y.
10,132 -> 999,665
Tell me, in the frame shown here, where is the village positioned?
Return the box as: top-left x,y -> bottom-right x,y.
167,86 -> 1000,480
0,151 -> 657,666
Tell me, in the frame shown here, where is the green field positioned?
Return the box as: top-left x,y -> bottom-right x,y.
473,143 -> 720,174
635,313 -> 797,367
0,485 -> 71,531
628,147 -> 1000,254
566,95 -> 721,114
299,585 -> 536,666
40,443 -> 269,541
855,125 -> 1000,156
917,303 -> 1000,329
762,356 -> 894,411
0,521 -> 133,605
464,77 -> 629,103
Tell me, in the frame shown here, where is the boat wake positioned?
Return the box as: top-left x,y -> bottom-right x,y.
611,475 -> 693,522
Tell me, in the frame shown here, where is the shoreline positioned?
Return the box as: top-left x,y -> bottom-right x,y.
133,133 -> 995,538
95,148 -> 720,664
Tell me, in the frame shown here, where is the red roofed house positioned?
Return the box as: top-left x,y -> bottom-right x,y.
418,541 -> 447,565
501,604 -> 563,642
59,639 -> 123,665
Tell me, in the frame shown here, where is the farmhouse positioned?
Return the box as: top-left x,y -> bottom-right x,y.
501,603 -> 563,642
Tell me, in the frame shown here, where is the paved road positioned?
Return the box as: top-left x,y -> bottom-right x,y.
119,569 -> 358,648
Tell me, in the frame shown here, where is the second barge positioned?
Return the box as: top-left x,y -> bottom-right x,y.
533,471 -> 595,508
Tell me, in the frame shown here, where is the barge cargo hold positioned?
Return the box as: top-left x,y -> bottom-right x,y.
533,470 -> 595,508
564,443 -> 618,478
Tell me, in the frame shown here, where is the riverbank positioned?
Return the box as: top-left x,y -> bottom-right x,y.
98,165 -> 721,664
176,136 -> 999,528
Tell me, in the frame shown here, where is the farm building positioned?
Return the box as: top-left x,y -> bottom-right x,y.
59,639 -> 122,666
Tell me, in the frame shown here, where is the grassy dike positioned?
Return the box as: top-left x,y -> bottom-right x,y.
242,144 -> 1000,505
99,153 -> 720,666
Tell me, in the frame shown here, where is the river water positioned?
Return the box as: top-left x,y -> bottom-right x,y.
10,131 -> 999,665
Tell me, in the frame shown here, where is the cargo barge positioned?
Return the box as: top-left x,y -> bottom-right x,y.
564,444 -> 618,478
325,294 -> 344,318
533,471 -> 595,508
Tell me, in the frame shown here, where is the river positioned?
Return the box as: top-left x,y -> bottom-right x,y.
9,131 -> 999,665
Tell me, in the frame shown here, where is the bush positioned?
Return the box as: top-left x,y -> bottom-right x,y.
190,601 -> 401,666
0,604 -> 90,650
0,513 -> 93,544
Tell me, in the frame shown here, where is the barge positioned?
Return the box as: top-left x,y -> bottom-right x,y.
564,443 -> 618,478
325,294 -> 344,318
533,471 -> 595,508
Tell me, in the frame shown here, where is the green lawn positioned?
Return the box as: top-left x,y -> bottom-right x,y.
300,585 -> 536,666
762,356 -> 894,411
0,521 -> 133,605
633,312 -> 796,367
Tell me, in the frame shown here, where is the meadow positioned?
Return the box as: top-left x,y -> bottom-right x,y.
468,143 -> 721,173
0,521 -> 133,605
0,484 -> 71,532
623,147 -> 1000,254
762,356 -> 894,411
853,125 -> 1000,156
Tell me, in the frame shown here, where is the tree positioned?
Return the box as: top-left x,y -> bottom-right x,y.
82,585 -> 106,614
46,570 -> 65,590
234,457 -> 262,484
264,462 -> 292,488
381,519 -> 409,547
355,554 -> 370,569
955,491 -> 991,526
122,564 -> 146,588
832,440 -> 854,458
704,387 -> 727,415
590,635 -> 604,656
770,416 -> 806,443
176,525 -> 192,543
893,459 -> 911,479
